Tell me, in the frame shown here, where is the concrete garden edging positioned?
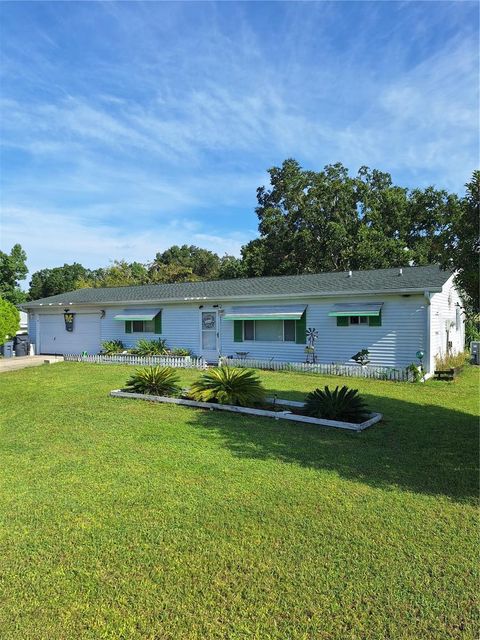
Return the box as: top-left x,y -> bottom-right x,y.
110,390 -> 382,432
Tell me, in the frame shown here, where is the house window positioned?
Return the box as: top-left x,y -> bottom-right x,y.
456,307 -> 461,331
132,320 -> 155,333
349,316 -> 368,325
243,319 -> 296,342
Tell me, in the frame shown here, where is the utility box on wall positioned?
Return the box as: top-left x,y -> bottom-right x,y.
471,341 -> 480,365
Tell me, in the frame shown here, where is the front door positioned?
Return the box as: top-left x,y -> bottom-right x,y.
200,310 -> 219,362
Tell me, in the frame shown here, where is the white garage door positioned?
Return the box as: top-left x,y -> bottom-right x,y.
39,314 -> 101,355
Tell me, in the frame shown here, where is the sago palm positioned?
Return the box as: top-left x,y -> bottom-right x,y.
132,338 -> 168,356
304,385 -> 370,423
124,366 -> 181,396
189,366 -> 265,407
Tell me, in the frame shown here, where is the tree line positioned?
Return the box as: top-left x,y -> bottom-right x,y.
1,161 -> 478,317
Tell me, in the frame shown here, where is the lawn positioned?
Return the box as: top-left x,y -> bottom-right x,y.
0,363 -> 478,639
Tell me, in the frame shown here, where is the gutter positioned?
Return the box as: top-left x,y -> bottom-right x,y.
21,286 -> 443,309
424,290 -> 433,374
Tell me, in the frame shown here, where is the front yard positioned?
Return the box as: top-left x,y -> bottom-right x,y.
0,363 -> 478,639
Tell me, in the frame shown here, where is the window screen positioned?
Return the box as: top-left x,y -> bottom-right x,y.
284,320 -> 296,341
132,320 -> 155,332
254,320 -> 284,342
244,320 -> 255,340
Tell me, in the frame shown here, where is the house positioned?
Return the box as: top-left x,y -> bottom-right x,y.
18,311 -> 28,334
22,265 -> 464,374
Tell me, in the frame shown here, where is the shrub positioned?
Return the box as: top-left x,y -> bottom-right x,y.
101,339 -> 125,354
406,363 -> 423,383
171,347 -> 192,356
465,316 -> 480,344
434,351 -> 468,370
189,366 -> 265,407
132,338 -> 168,356
304,385 -> 370,423
0,297 -> 19,346
124,366 -> 181,396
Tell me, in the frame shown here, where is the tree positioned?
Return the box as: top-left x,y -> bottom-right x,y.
242,160 -> 371,275
241,159 -> 465,277
29,263 -> 91,300
217,255 -> 245,280
149,245 -> 221,281
0,297 -> 19,345
0,244 -> 28,304
148,263 -> 201,284
76,261 -> 149,289
440,171 -> 480,313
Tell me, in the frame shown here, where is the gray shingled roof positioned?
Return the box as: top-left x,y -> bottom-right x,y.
24,265 -> 452,307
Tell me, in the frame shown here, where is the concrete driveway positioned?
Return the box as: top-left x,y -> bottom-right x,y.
0,355 -> 63,373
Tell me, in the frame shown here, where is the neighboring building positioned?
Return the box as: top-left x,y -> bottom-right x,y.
18,311 -> 28,334
22,265 -> 464,374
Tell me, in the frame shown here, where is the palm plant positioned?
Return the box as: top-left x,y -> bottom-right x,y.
101,339 -> 125,354
171,347 -> 192,356
189,366 -> 265,407
132,338 -> 168,356
124,366 -> 181,396
304,385 -> 370,423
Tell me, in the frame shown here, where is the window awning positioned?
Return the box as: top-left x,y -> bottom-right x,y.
114,308 -> 160,321
224,305 -> 306,321
328,303 -> 383,317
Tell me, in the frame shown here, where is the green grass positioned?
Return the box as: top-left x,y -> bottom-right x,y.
0,363 -> 478,640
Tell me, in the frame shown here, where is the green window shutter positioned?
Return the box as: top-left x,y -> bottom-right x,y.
295,312 -> 307,344
154,312 -> 162,334
369,313 -> 382,327
234,320 -> 243,342
125,320 -> 132,334
336,316 -> 349,327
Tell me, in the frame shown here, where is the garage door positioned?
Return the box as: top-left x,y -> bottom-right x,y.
39,314 -> 101,355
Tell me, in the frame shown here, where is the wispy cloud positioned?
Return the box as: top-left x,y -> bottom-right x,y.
0,1 -> 478,283
1,206 -> 251,277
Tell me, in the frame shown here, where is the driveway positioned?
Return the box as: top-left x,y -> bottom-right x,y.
0,355 -> 63,373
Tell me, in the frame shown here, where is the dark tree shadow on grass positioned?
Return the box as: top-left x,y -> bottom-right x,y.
185,392 -> 479,504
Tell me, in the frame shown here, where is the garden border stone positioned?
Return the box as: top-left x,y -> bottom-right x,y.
110,390 -> 382,432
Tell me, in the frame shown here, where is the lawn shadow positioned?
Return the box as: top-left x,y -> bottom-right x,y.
185,392 -> 479,504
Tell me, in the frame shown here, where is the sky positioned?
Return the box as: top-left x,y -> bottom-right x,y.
0,1 -> 478,286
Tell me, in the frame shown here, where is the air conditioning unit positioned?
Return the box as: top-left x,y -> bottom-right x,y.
471,341 -> 480,365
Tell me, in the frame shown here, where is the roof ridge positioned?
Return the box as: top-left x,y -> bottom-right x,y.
40,263 -> 444,296
23,265 -> 450,306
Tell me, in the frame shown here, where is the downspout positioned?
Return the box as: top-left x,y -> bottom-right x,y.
424,290 -> 433,375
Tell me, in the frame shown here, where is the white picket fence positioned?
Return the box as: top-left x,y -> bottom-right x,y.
64,354 -> 207,368
219,357 -> 410,381
63,353 -> 409,380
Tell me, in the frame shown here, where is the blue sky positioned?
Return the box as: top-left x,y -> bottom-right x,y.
0,1 -> 478,283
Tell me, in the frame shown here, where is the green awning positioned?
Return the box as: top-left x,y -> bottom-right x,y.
114,308 -> 160,321
328,303 -> 383,317
224,304 -> 306,321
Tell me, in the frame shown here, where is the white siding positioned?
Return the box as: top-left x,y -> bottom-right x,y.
27,312 -> 36,346
220,294 -> 427,369
429,275 -> 465,369
32,292 -> 433,369
38,312 -> 101,355
100,305 -> 201,354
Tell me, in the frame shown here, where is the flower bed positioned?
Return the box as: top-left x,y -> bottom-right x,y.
109,389 -> 382,432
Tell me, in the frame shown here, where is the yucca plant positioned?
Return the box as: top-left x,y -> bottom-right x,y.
101,339 -> 125,354
189,366 -> 265,407
124,366 -> 181,396
304,385 -> 370,423
132,338 -> 168,356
